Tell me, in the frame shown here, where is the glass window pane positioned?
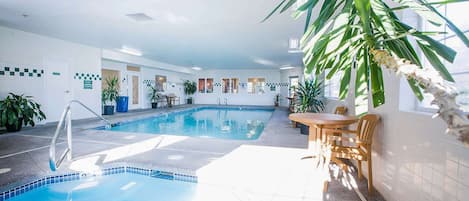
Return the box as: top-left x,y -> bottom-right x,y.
198,78 -> 205,93
206,78 -> 213,93
222,78 -> 230,93
232,78 -> 239,93
247,78 -> 265,94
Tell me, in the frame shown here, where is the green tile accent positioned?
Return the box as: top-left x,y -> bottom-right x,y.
33,69 -> 37,73
0,71 -> 4,75
20,72 -> 24,76
37,74 -> 41,77
29,73 -> 33,77
24,69 -> 29,72
10,72 -> 14,76
14,67 -> 19,72
4,67 -> 10,71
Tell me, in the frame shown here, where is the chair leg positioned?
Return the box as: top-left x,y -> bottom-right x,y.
357,160 -> 363,180
367,158 -> 373,195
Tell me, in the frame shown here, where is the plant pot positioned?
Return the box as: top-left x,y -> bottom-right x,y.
187,98 -> 193,104
103,105 -> 115,115
5,118 -> 23,132
299,123 -> 309,135
151,102 -> 158,109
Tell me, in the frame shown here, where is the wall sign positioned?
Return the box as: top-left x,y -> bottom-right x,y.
83,80 -> 92,89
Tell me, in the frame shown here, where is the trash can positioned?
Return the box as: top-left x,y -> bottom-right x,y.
116,96 -> 128,112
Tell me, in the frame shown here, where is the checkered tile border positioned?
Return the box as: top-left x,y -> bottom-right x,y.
266,83 -> 289,87
0,66 -> 44,78
73,73 -> 101,80
143,79 -> 155,86
0,166 -> 197,201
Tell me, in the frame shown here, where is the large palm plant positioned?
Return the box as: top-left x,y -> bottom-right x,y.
295,79 -> 325,113
264,0 -> 469,145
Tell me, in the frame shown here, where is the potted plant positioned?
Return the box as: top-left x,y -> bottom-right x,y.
148,85 -> 161,109
183,80 -> 197,104
102,76 -> 119,115
0,93 -> 46,132
294,79 -> 325,135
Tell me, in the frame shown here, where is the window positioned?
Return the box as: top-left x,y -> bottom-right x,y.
418,2 -> 469,111
198,78 -> 205,93
222,78 -> 239,93
206,78 -> 213,93
198,78 -> 213,93
247,78 -> 266,94
324,69 -> 342,99
155,75 -> 166,92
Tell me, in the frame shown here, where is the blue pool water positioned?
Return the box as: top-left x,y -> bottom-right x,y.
7,174 -> 197,201
104,107 -> 274,140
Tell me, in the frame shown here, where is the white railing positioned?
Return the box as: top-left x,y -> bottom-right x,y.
49,100 -> 111,171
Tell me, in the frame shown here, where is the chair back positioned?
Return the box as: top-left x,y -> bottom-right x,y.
357,114 -> 380,146
334,106 -> 347,115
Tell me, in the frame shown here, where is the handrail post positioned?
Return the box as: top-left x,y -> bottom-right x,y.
66,109 -> 72,160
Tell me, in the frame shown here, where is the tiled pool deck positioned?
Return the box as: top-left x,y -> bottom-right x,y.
0,105 -> 385,201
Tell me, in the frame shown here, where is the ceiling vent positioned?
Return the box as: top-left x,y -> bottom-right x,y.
126,13 -> 153,22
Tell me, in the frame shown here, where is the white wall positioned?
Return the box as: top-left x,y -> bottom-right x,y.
0,26 -> 102,123
327,61 -> 469,201
193,69 -> 282,106
102,59 -> 193,109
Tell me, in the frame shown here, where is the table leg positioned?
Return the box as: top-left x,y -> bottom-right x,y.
301,125 -> 319,160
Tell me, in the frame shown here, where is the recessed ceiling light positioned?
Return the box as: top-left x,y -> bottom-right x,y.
126,13 -> 153,22
191,66 -> 202,71
280,66 -> 295,70
118,46 -> 142,56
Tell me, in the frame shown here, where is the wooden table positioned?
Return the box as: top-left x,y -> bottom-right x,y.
289,113 -> 358,150
289,112 -> 358,192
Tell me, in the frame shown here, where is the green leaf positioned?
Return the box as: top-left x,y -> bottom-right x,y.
394,0 -> 444,26
354,0 -> 372,41
407,78 -> 424,101
339,67 -> 352,99
280,0 -> 298,13
261,0 -> 287,22
422,1 -> 469,47
417,40 -> 455,82
369,60 -> 385,107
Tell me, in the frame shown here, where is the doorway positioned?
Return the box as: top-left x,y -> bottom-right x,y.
127,66 -> 141,110
44,60 -> 72,122
289,76 -> 299,97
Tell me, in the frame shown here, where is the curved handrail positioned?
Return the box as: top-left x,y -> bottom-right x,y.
49,100 -> 111,171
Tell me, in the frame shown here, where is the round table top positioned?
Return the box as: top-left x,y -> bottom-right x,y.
289,113 -> 358,126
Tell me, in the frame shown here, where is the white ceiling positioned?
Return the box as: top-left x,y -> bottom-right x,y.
0,0 -> 306,69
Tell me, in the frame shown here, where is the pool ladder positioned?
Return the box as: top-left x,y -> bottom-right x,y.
49,100 -> 111,171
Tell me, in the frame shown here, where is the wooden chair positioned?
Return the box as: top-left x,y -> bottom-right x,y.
334,106 -> 347,115
325,114 -> 380,195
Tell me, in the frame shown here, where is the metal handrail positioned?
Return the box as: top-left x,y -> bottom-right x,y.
49,100 -> 111,171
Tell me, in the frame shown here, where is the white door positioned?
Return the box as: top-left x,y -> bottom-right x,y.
44,60 -> 72,122
127,72 -> 141,110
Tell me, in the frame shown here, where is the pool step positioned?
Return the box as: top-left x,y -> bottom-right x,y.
151,170 -> 174,180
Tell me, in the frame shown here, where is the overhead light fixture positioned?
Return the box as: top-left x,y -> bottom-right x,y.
280,65 -> 295,70
191,66 -> 202,71
126,13 -> 153,22
118,46 -> 142,56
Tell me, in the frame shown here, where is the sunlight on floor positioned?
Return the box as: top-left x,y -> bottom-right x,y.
68,136 -> 187,172
196,145 -> 329,200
